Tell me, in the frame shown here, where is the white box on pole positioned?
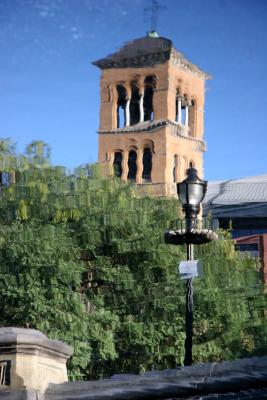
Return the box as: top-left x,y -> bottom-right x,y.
178,260 -> 203,280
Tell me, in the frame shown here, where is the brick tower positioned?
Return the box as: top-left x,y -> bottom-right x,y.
92,33 -> 210,196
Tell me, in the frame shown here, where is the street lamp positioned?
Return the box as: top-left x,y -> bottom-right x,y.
177,166 -> 207,366
165,166 -> 216,367
176,166 -> 207,262
177,166 -> 207,233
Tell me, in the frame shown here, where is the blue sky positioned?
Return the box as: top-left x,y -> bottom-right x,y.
0,0 -> 266,181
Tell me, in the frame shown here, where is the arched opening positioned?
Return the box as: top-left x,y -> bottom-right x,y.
144,76 -> 156,122
142,148 -> 152,182
176,92 -> 189,127
130,83 -> 140,126
117,85 -> 127,128
113,151 -> 123,178
181,95 -> 189,126
127,150 -> 137,182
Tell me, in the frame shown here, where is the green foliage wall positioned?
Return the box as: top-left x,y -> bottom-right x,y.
0,139 -> 266,380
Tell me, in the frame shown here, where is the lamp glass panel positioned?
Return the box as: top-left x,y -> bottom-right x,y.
177,182 -> 187,205
187,183 -> 205,206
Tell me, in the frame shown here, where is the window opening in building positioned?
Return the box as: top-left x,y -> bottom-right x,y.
235,243 -> 259,258
130,84 -> 140,126
127,150 -> 137,182
181,106 -> 186,125
0,360 -> 11,386
113,152 -> 123,178
118,107 -> 125,128
144,76 -> 155,122
142,148 -> 152,182
117,85 -> 127,128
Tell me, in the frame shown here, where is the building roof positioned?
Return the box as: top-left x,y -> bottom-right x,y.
92,36 -> 172,69
203,174 -> 267,218
92,35 -> 210,78
101,36 -> 172,60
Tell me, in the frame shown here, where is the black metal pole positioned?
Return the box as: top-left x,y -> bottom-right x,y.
184,242 -> 194,366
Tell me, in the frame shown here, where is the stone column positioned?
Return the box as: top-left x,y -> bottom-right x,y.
136,149 -> 143,184
0,327 -> 73,392
185,105 -> 189,126
125,98 -> 130,127
139,92 -> 144,123
121,150 -> 129,181
178,98 -> 182,124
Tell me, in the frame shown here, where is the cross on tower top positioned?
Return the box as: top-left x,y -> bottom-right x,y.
144,0 -> 167,36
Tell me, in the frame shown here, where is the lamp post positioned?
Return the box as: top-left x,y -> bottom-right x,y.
165,166 -> 217,365
177,166 -> 207,366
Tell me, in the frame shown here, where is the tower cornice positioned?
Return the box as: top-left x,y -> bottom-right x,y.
98,119 -> 206,153
170,49 -> 211,80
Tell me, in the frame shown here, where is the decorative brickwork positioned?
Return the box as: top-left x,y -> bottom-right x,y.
93,35 -> 210,196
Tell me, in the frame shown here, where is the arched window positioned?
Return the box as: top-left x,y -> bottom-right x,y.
181,95 -> 188,125
175,92 -> 189,127
113,151 -> 123,178
142,148 -> 152,182
144,76 -> 156,122
117,85 -> 127,128
127,150 -> 137,182
130,83 -> 140,126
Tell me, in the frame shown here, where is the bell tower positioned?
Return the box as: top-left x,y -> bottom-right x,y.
92,33 -> 210,196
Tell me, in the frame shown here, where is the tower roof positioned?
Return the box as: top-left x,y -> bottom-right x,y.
92,36 -> 172,69
92,35 -> 210,79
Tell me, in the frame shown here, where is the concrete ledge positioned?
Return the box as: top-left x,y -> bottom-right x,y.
0,328 -> 73,360
0,388 -> 37,400
45,356 -> 267,400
